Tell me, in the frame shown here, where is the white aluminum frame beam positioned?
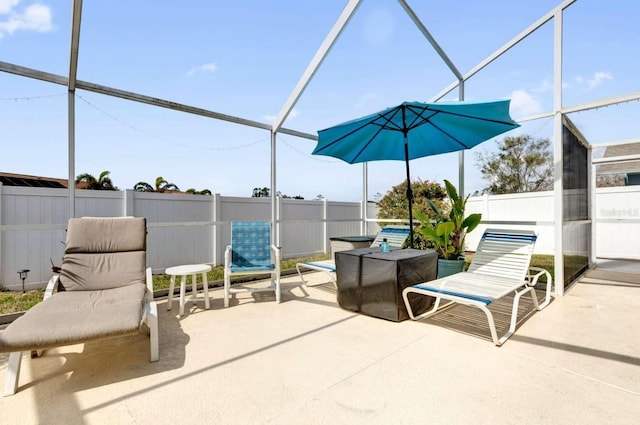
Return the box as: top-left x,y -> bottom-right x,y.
270,0 -> 362,233
68,0 -> 82,218
397,0 -> 463,81
271,0 -> 363,134
430,0 -> 578,102
0,61 -> 315,140
553,8 -> 565,295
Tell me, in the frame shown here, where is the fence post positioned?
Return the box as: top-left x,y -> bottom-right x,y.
323,198 -> 329,254
213,193 -> 221,266
124,189 -> 135,217
276,196 -> 283,250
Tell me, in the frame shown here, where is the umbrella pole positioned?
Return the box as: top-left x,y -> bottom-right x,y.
404,136 -> 414,248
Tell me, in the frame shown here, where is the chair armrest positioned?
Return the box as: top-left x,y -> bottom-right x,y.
271,245 -> 281,270
224,245 -> 232,268
44,274 -> 62,300
145,267 -> 154,302
528,266 -> 552,309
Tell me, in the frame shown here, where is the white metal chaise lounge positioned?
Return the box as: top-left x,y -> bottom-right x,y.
296,225 -> 411,287
0,217 -> 159,396
402,228 -> 552,346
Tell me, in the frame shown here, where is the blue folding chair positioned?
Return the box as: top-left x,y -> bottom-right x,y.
224,221 -> 281,307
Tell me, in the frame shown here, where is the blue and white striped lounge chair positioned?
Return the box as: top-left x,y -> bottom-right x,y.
224,221 -> 281,307
402,229 -> 552,346
296,225 -> 411,287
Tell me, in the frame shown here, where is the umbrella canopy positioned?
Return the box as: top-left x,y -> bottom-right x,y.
312,99 -> 520,247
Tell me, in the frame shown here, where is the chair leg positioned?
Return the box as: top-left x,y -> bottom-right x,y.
478,304 -> 501,345
167,275 -> 176,311
295,264 -> 307,286
402,288 -> 451,321
202,272 -> 210,310
4,352 -> 22,397
496,286 -> 537,346
224,274 -> 230,308
147,302 -> 159,362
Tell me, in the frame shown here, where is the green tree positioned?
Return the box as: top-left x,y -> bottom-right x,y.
376,179 -> 448,248
475,134 -> 553,194
75,171 -> 118,190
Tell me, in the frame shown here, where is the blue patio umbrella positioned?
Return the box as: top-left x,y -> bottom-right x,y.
312,100 -> 520,247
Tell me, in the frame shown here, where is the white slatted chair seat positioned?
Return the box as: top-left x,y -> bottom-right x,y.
371,225 -> 412,248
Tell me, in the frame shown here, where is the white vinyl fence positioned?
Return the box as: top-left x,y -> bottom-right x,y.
465,187 -> 640,261
2,184 -> 639,290
0,185 -> 379,290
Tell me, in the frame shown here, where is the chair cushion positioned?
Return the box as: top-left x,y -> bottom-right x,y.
0,283 -> 146,352
66,217 -> 146,254
60,217 -> 147,291
60,251 -> 146,291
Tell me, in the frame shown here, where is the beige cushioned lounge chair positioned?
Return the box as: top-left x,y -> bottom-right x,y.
0,217 -> 159,396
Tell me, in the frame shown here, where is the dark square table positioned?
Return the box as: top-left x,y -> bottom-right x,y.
335,248 -> 438,322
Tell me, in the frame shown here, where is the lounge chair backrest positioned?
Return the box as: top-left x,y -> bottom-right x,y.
371,225 -> 411,248
467,228 -> 537,282
59,217 -> 147,291
230,221 -> 273,269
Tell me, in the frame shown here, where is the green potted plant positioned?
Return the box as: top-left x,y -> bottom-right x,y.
414,180 -> 482,277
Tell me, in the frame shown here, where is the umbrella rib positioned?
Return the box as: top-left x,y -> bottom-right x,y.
316,108 -> 405,160
427,121 -> 472,149
350,108 -> 408,161
404,104 -> 518,149
404,105 -> 438,130
420,105 -> 518,126
317,108 -> 407,163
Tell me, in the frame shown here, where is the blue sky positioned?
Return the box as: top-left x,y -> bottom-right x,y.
1,0 -> 639,200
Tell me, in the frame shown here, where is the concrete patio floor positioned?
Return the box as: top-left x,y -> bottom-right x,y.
1,264 -> 638,425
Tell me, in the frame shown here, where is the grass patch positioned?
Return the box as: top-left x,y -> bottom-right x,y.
0,288 -> 46,315
0,254 -> 331,315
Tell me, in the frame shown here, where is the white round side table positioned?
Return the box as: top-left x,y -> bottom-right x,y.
165,264 -> 212,316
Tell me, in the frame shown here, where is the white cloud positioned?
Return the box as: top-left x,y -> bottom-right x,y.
588,71 -> 613,89
263,108 -> 299,123
0,0 -> 20,15
186,62 -> 218,77
0,3 -> 53,39
509,89 -> 543,118
569,72 -> 612,91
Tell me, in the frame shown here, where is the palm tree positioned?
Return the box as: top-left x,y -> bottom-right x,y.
155,176 -> 179,193
252,187 -> 270,197
133,182 -> 154,192
75,171 -> 118,190
133,177 -> 180,193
